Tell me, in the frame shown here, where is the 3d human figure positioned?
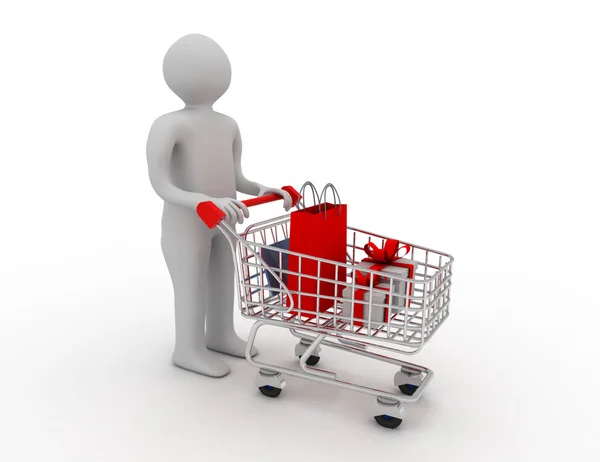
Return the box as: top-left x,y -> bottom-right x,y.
146,34 -> 292,377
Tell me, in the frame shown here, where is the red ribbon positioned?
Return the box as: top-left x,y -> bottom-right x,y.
364,239 -> 410,264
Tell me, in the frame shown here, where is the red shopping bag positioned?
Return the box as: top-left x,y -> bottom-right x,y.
286,201 -> 347,318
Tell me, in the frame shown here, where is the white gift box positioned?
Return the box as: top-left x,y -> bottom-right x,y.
342,283 -> 389,325
341,259 -> 418,326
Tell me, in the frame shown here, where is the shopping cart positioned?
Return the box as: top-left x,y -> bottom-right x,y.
197,186 -> 453,429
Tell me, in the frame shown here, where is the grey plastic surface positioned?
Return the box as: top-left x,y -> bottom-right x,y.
146,34 -> 291,377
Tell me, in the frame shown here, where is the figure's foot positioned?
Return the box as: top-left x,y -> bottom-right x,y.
207,333 -> 258,358
172,348 -> 230,377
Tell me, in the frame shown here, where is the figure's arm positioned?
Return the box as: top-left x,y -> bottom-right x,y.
232,122 -> 293,210
232,122 -> 261,196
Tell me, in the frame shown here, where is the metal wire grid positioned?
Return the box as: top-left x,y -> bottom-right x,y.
232,215 -> 453,353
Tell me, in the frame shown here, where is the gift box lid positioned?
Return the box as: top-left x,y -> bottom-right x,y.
355,258 -> 418,281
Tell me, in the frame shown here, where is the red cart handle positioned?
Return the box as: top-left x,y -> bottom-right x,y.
196,185 -> 301,229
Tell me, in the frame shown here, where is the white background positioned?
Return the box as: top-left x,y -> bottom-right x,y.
1,1 -> 599,461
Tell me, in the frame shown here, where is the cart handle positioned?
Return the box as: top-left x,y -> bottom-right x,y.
196,185 -> 301,229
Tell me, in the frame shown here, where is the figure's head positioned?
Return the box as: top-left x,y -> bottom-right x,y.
163,34 -> 232,106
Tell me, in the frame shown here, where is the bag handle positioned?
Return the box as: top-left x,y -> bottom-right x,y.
319,182 -> 343,218
296,181 -> 320,211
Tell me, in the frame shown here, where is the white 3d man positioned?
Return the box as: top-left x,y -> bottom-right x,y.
146,34 -> 292,377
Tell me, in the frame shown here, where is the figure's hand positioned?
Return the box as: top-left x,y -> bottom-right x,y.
257,185 -> 293,211
212,197 -> 250,224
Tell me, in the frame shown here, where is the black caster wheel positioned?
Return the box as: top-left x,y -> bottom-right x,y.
374,414 -> 403,429
298,355 -> 320,366
399,384 -> 419,396
258,385 -> 282,398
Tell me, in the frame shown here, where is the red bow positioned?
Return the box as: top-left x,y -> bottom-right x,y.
364,239 -> 410,264
354,240 -> 411,288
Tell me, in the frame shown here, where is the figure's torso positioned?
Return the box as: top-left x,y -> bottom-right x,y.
158,109 -> 238,240
169,109 -> 237,198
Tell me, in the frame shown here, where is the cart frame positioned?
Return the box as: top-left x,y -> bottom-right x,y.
196,187 -> 453,428
213,212 -> 453,427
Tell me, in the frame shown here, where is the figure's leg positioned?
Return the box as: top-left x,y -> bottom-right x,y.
205,232 -> 258,357
162,233 -> 230,377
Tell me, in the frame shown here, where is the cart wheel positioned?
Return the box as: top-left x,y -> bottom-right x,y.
258,385 -> 282,398
374,414 -> 403,429
398,384 -> 419,396
298,355 -> 320,366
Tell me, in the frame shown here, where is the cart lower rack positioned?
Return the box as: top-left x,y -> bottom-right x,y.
198,190 -> 453,429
